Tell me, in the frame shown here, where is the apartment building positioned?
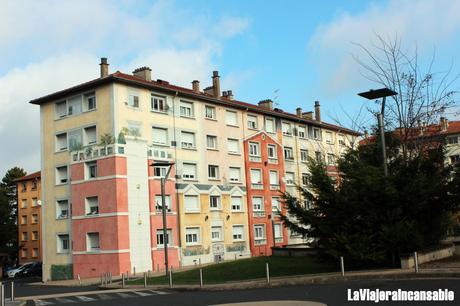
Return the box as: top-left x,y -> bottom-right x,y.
15,171 -> 42,264
31,58 -> 358,281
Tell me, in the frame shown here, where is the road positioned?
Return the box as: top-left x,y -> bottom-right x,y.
10,278 -> 460,306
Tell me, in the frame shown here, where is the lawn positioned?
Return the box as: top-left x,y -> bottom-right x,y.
128,256 -> 338,285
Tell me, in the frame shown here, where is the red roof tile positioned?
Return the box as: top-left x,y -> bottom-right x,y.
15,171 -> 41,182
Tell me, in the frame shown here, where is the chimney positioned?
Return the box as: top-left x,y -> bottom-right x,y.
192,80 -> 200,93
314,101 -> 321,122
364,130 -> 369,139
222,91 -> 228,98
212,71 -> 221,99
227,90 -> 234,100
100,57 -> 109,78
258,99 -> 273,110
440,117 -> 449,131
302,111 -> 313,119
133,67 -> 152,81
296,107 -> 302,116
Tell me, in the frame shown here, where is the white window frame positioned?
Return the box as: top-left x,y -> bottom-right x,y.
249,142 -> 260,156
85,196 -> 99,215
252,196 -> 264,211
180,100 -> 194,118
155,194 -> 172,212
232,225 -> 244,241
209,195 -> 221,210
156,229 -> 173,247
182,163 -> 197,180
56,166 -> 68,185
185,227 -> 200,246
298,126 -> 307,138
151,94 -> 167,113
300,149 -> 308,162
208,164 -> 220,180
206,135 -> 218,150
85,161 -> 97,179
284,147 -> 294,161
227,138 -> 240,154
152,127 -> 168,145
211,226 -> 223,242
56,132 -> 68,152
56,199 -> 69,219
247,115 -> 258,129
181,131 -> 196,149
184,195 -> 200,212
250,168 -> 262,184
265,118 -> 275,133
57,234 -> 70,253
254,224 -> 266,240
229,167 -> 241,183
86,232 -> 100,252
231,196 -> 243,212
267,144 -> 277,159
282,122 -> 292,136
285,172 -> 295,185
205,105 -> 216,120
225,110 -> 238,126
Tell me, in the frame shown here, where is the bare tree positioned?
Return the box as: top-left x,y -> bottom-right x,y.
353,35 -> 459,158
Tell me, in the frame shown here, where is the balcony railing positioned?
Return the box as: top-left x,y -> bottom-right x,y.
251,183 -> 264,190
249,156 -> 262,163
275,237 -> 284,243
268,158 -> 278,164
253,211 -> 265,218
72,144 -> 125,163
270,184 -> 280,191
254,239 -> 266,245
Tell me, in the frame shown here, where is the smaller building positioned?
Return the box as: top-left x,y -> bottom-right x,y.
15,171 -> 42,264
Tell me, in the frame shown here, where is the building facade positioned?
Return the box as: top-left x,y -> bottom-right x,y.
31,58 -> 358,281
16,171 -> 42,264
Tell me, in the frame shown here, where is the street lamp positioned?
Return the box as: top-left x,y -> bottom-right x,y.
150,161 -> 175,276
358,88 -> 397,176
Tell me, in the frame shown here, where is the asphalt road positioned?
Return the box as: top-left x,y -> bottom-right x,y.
16,278 -> 460,306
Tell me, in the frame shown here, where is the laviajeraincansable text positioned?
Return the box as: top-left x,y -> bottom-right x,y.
347,289 -> 454,303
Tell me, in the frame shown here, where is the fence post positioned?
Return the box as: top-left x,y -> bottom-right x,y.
199,268 -> 203,288
10,281 -> 14,302
122,273 -> 125,288
414,252 -> 419,273
169,269 -> 173,288
144,272 -> 147,288
77,274 -> 81,286
109,272 -> 112,284
199,258 -> 201,266
1,283 -> 4,306
100,274 -> 103,286
340,256 -> 345,276
133,267 -> 136,276
266,262 -> 270,285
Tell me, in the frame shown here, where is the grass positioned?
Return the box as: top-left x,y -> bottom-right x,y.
128,256 -> 337,285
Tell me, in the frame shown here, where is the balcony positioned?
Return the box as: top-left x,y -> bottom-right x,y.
71,144 -> 125,163
275,237 -> 284,243
148,147 -> 172,160
253,211 -> 265,218
270,184 -> 280,191
254,239 -> 266,245
268,158 -> 278,164
249,156 -> 261,163
251,183 -> 263,190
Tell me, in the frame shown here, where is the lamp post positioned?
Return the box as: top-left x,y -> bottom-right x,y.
150,161 -> 175,276
358,88 -> 397,176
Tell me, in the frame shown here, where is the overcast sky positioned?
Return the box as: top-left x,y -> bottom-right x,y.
1,0 -> 460,176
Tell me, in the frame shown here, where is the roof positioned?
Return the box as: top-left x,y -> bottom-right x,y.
14,171 -> 41,182
30,71 -> 361,136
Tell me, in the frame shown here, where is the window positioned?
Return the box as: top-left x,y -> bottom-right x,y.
450,155 -> 460,164
32,231 -> 39,240
250,169 -> 262,184
152,127 -> 168,145
211,226 -> 222,241
181,131 -> 195,149
32,214 -> 39,224
282,122 -> 292,136
180,101 -> 194,117
315,151 -> 322,162
182,163 -> 197,180
155,195 -> 171,212
231,196 -> 243,211
127,122 -> 142,137
85,92 -> 96,110
338,135 -> 346,146
56,133 -> 68,151
269,171 -> 279,186
272,197 -> 281,212
252,197 -> 263,211
21,182 -> 26,191
68,129 -> 82,150
205,105 -> 216,119
209,195 -> 221,210
247,115 -> 258,129
298,126 -> 306,138
225,110 -> 238,126
313,128 -> 321,140
87,232 -> 100,251
67,95 -> 82,115
151,94 -> 167,112
254,224 -> 265,240
274,224 -> 283,239
56,200 -> 69,219
302,173 -> 309,186
208,165 -> 219,179
22,232 -> 28,241
32,198 -> 38,207
267,145 -> 277,159
447,136 -> 459,145
57,234 -> 70,253
85,161 -> 97,179
32,248 -> 39,258
128,94 -> 139,108
284,147 -> 294,161
85,197 -> 99,215
21,249 -> 27,258
249,142 -> 260,156
206,135 -> 218,149
153,166 -> 167,178
300,149 -> 308,162
327,154 -> 336,165
227,138 -> 239,154
156,229 -> 172,247
265,118 -> 275,133
55,101 -> 67,118
325,132 -> 333,144
21,215 -> 27,224
32,180 -> 37,190
56,166 -> 68,185
285,172 -> 295,185
21,199 -> 27,208
229,167 -> 241,182
185,227 -> 200,245
184,195 -> 200,212
84,126 -> 97,145
232,225 -> 244,241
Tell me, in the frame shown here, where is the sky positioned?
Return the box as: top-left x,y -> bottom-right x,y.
1,0 -> 460,176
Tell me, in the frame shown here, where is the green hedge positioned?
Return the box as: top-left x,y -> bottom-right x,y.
50,264 -> 73,280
